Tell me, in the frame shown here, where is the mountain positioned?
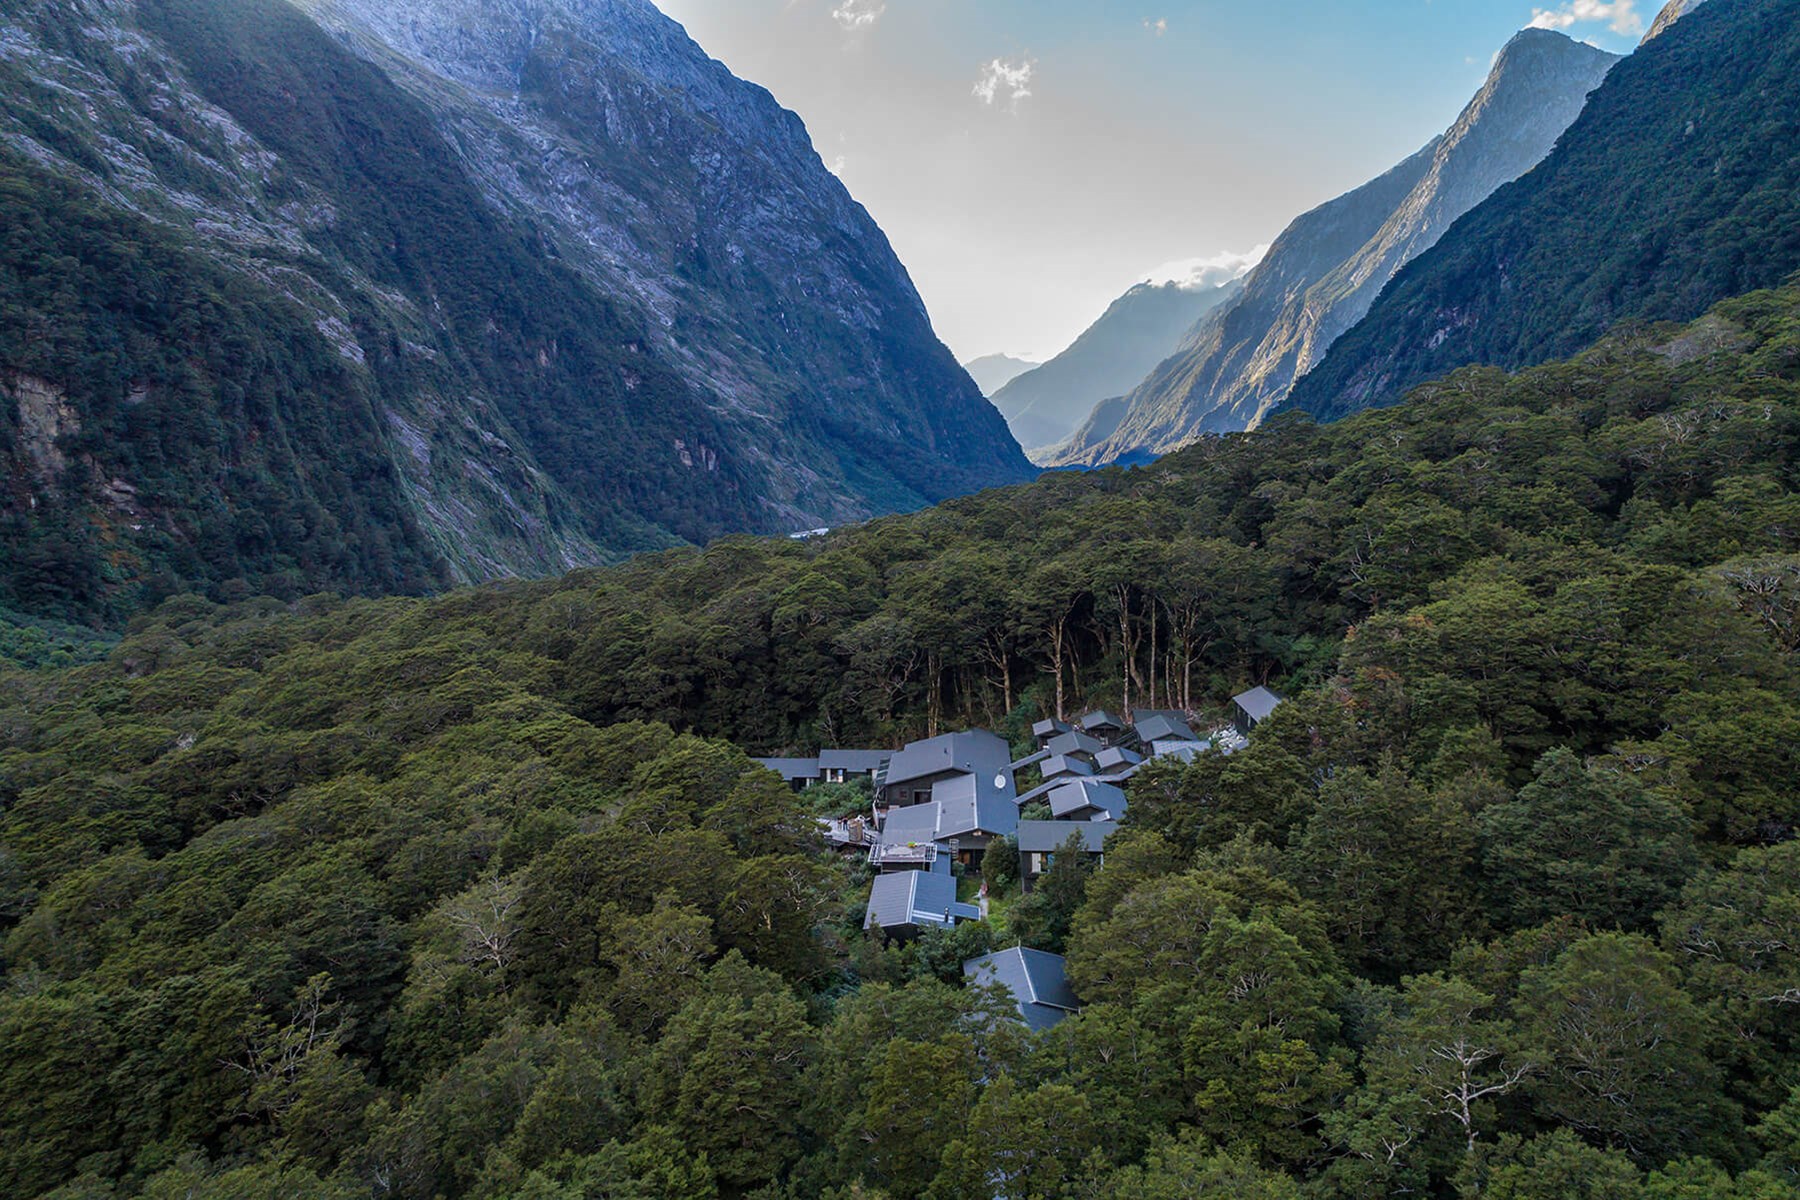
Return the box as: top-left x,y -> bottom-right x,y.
1045,28 -> 1618,467
1645,0 -> 1711,40
1290,0 -> 1800,422
992,273 -> 1247,456
963,354 -> 1040,396
0,0 -> 1032,625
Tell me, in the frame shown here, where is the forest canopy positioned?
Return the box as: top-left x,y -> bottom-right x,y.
7,289 -> 1800,1196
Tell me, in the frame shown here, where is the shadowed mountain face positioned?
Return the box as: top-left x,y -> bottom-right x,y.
1290,0 -> 1800,423
0,0 -> 1032,623
1046,28 -> 1618,467
992,275 -> 1246,458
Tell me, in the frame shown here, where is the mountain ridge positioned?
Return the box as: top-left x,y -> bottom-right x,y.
992,274 -> 1246,455
1289,0 -> 1800,422
1045,27 -> 1618,467
0,0 -> 1032,623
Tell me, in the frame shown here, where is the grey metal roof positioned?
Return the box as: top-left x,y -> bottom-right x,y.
1017,819 -> 1117,854
882,730 -> 1017,793
963,947 -> 1080,1031
1047,779 -> 1127,820
1044,730 -> 1105,759
755,757 -> 820,781
820,749 -> 891,773
866,870 -> 978,930
931,774 -> 1019,839
1032,718 -> 1072,740
1134,714 -> 1199,745
1077,711 -> 1125,733
1039,754 -> 1095,782
878,803 -> 943,846
1233,686 -> 1285,724
1095,746 -> 1143,771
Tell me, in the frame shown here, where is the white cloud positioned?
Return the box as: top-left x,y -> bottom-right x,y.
1527,0 -> 1644,36
1144,17 -> 1168,37
973,56 -> 1036,109
831,0 -> 885,31
1141,245 -> 1269,291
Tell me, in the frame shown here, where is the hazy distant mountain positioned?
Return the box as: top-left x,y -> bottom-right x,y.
1291,0 -> 1800,422
1046,28 -> 1618,467
0,0 -> 1032,622
993,273 -> 1248,456
963,354 -> 1041,396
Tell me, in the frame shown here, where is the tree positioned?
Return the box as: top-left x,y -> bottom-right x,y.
1363,973 -> 1532,1155
641,955 -> 814,1191
1458,1130 -> 1643,1200
850,1037 -> 980,1200
1480,748 -> 1698,932
1289,760 -> 1480,974
931,1075 -> 1099,1200
1518,933 -> 1735,1163
1011,830 -> 1096,954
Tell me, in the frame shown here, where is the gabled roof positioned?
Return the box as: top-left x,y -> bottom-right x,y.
1134,714 -> 1199,745
1095,746 -> 1143,772
820,749 -> 891,773
866,870 -> 979,930
1017,819 -> 1117,854
1047,779 -> 1127,820
930,775 -> 1019,839
878,803 -> 943,847
1233,686 -> 1285,724
1032,718 -> 1073,740
883,730 -> 1016,792
1039,754 -> 1095,783
1077,710 -> 1125,733
1045,730 -> 1105,759
755,757 -> 820,781
964,947 -> 1080,1031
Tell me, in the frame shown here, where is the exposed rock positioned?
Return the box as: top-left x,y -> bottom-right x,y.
1046,29 -> 1618,467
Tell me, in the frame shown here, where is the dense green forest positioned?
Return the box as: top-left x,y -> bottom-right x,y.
8,287 -> 1800,1196
1290,0 -> 1800,420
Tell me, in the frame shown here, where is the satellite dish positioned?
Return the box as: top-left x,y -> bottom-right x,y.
995,772 -> 1008,790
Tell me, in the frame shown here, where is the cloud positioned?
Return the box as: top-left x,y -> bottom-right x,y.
831,0 -> 885,30
1141,245 -> 1269,291
1527,0 -> 1644,35
1144,17 -> 1168,37
973,56 -> 1036,109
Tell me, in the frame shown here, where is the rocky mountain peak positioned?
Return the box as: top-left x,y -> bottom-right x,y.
1644,0 -> 1711,42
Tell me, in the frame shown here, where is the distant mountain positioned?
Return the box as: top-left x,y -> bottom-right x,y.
993,273 -> 1247,456
1290,0 -> 1800,422
0,0 -> 1032,624
963,354 -> 1041,396
1046,28 -> 1618,467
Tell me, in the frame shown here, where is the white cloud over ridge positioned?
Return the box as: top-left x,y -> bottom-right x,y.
1527,0 -> 1644,35
973,56 -> 1036,109
1142,245 -> 1269,291
831,0 -> 884,31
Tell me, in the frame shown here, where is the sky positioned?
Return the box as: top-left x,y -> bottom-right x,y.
650,0 -> 1652,363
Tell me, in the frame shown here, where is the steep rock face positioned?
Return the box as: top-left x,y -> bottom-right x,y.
992,274 -> 1245,456
0,0 -> 1030,623
301,0 -> 1031,516
1290,0 -> 1800,422
1645,0 -> 1710,41
1047,29 -> 1616,467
